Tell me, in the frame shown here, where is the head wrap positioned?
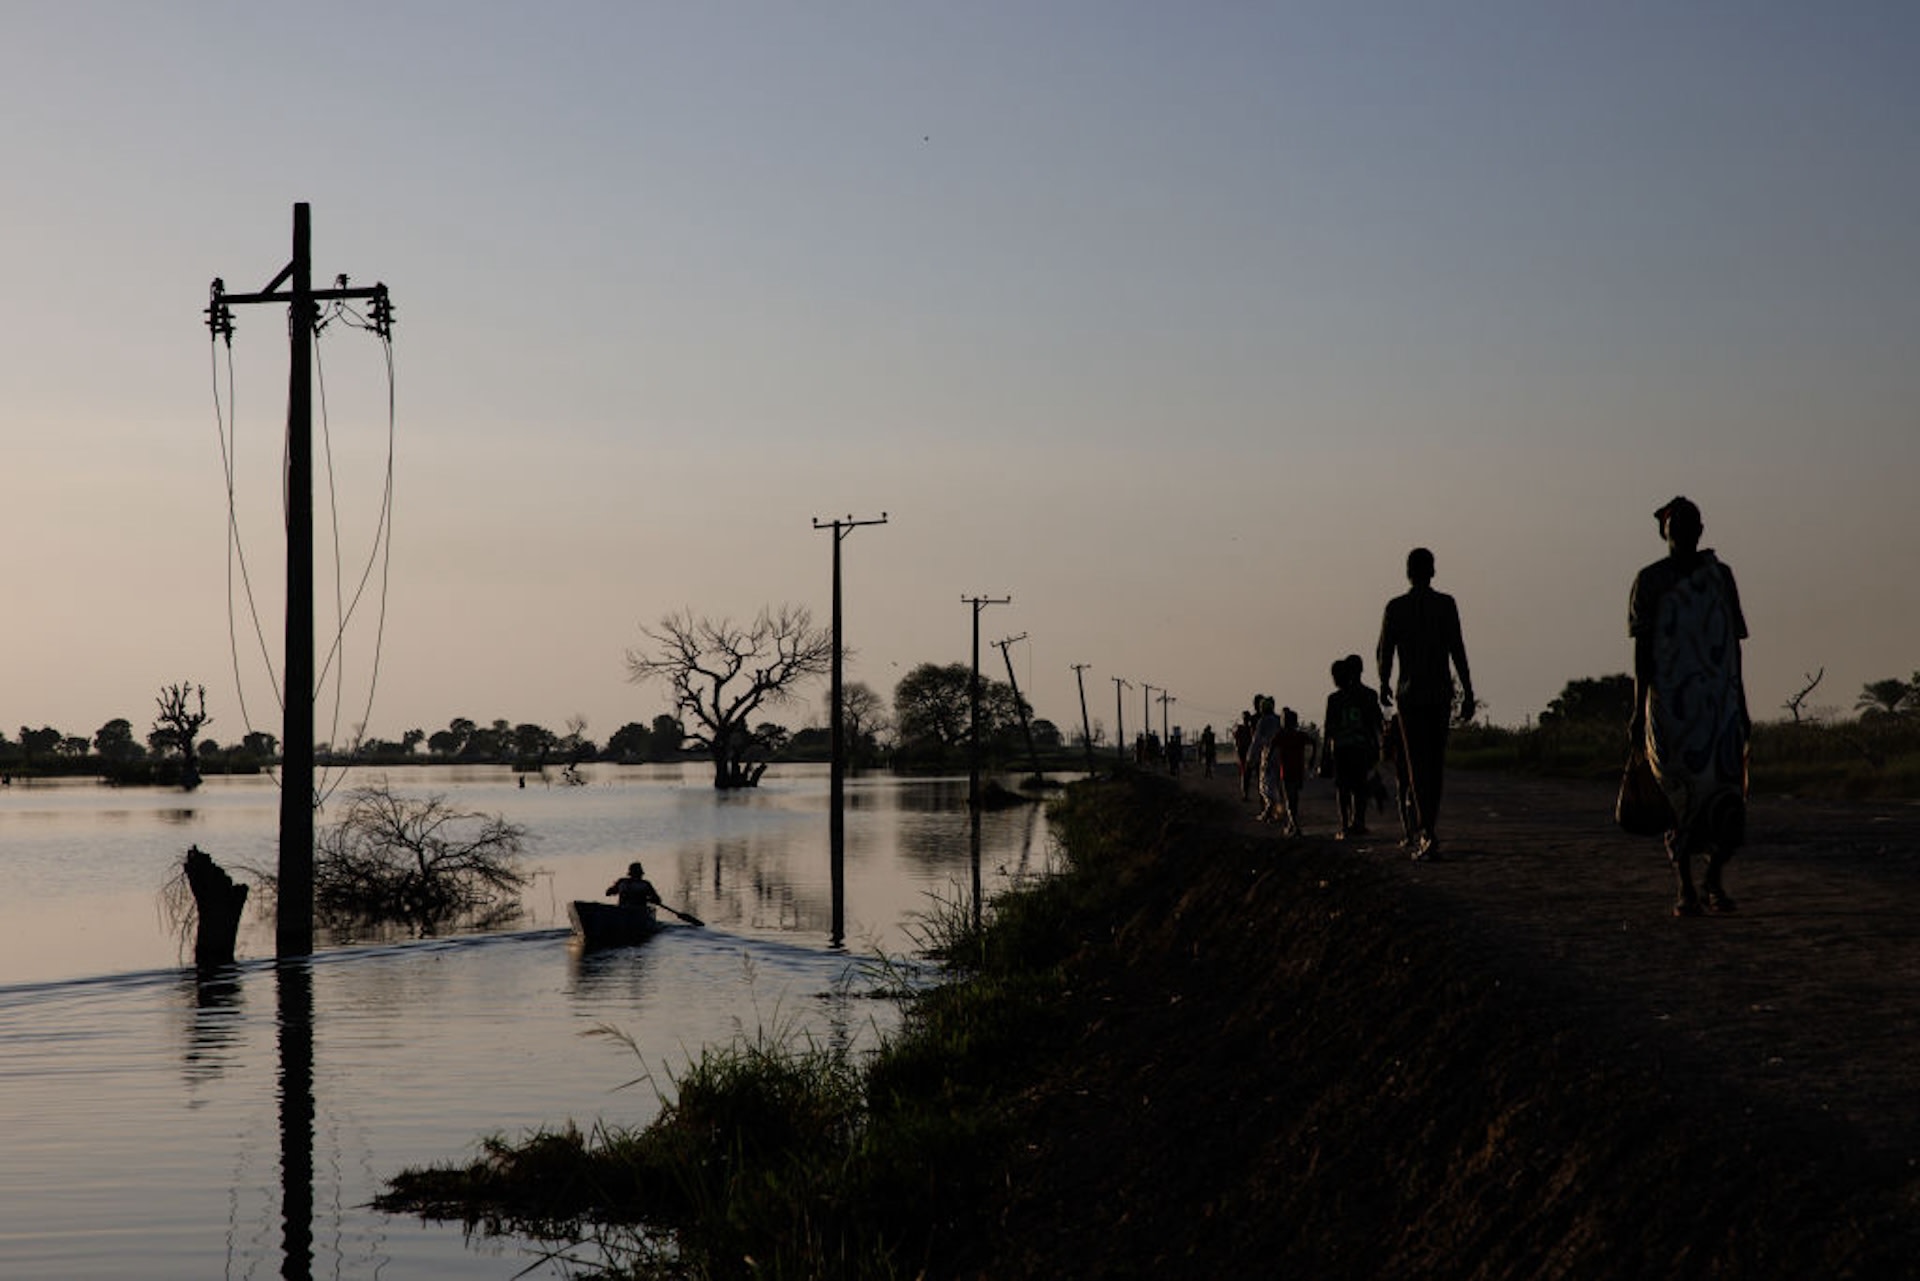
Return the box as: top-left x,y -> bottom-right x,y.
1655,496 -> 1702,535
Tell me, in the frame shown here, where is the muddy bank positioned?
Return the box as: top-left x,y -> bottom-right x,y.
940,769 -> 1920,1279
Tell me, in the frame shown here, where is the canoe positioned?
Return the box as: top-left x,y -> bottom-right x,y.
568,900 -> 660,948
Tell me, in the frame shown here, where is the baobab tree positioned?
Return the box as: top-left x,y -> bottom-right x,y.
626,605 -> 833,789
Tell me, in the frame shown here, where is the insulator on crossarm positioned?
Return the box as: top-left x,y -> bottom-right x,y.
369,285 -> 395,339
205,279 -> 235,346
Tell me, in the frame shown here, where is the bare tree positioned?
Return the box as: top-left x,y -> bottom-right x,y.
153,682 -> 211,791
1782,668 -> 1824,724
627,606 -> 833,788
834,681 -> 891,766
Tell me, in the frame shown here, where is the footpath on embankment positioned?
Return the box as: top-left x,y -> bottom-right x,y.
942,764 -> 1920,1279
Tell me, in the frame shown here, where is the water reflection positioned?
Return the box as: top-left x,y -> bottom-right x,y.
178,966 -> 244,1097
276,960 -> 314,1281
566,938 -> 662,1002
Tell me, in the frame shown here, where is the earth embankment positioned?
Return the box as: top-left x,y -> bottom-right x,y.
945,767 -> 1920,1278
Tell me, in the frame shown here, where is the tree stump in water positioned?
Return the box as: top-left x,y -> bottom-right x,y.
184,845 -> 248,968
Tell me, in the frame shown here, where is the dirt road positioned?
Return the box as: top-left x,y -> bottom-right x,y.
1207,763 -> 1920,1151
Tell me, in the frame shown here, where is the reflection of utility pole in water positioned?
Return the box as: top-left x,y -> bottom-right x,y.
276,960 -> 315,1281
963,595 -> 1010,929
993,633 -> 1041,779
1072,663 -> 1095,773
1111,676 -> 1131,763
207,203 -> 393,960
812,513 -> 887,948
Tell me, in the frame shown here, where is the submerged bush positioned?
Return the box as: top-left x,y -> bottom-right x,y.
310,782 -> 531,933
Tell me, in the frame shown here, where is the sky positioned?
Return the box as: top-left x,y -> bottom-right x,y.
3,2 -> 1916,751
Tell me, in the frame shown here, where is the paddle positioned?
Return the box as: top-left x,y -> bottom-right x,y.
656,901 -> 704,928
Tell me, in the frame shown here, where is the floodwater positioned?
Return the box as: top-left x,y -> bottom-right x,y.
0,763 -> 1060,1279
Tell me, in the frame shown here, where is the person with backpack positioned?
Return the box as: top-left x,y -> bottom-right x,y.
1322,655 -> 1384,839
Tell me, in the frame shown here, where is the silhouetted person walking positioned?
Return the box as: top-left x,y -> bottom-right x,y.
1629,497 -> 1749,916
1322,656 -> 1383,839
1377,548 -> 1475,859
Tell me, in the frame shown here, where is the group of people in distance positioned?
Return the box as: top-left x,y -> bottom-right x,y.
1233,545 -> 1475,860
1224,506 -> 1749,915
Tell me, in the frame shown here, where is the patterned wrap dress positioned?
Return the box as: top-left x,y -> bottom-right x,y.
1629,550 -> 1749,855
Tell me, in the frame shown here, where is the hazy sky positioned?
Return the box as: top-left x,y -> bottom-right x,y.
4,2 -> 1916,749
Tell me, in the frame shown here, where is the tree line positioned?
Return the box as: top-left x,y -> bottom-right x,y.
6,643 -> 1071,790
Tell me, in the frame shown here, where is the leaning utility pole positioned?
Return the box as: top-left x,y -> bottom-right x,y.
1071,663 -> 1095,772
1140,683 -> 1158,759
1111,676 -> 1131,763
1158,690 -> 1175,745
206,203 -> 393,959
812,512 -> 887,947
992,633 -> 1041,779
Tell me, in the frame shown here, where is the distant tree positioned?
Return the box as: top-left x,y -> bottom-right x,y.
893,662 -> 1028,760
834,681 -> 890,766
152,682 -> 212,790
650,714 -> 684,758
428,717 -> 476,759
786,726 -> 831,758
513,722 -> 556,763
558,715 -> 594,763
1538,674 -> 1636,726
242,730 -> 279,759
606,721 -> 654,762
401,728 -> 426,755
1855,678 -> 1913,719
754,722 -> 792,760
1031,718 -> 1064,750
18,725 -> 62,768
94,718 -> 144,764
626,606 -> 834,789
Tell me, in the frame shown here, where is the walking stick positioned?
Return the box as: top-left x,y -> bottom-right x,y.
1393,706 -> 1426,847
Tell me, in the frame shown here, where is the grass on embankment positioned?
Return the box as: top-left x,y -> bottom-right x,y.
1450,716 -> 1920,800
375,771 -> 1171,1278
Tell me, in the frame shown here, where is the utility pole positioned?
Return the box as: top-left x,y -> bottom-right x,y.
812,512 -> 886,947
1071,663 -> 1095,773
1141,683 -> 1158,761
1111,676 -> 1131,763
962,595 -> 1009,932
207,203 -> 392,960
992,633 -> 1041,779
1159,691 -> 1176,772
962,595 -> 1012,811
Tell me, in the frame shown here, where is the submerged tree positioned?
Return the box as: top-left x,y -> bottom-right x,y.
310,783 -> 531,933
626,606 -> 834,789
153,682 -> 212,790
